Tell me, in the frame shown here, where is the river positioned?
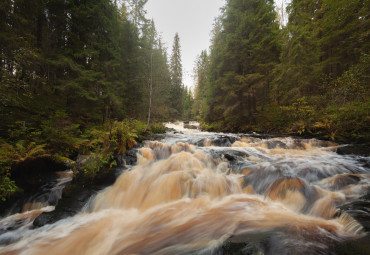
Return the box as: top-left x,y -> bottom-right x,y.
0,122 -> 369,254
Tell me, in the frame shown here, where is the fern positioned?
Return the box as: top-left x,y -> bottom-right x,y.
0,141 -> 50,164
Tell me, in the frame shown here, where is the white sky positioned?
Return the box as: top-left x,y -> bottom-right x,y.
145,0 -> 225,89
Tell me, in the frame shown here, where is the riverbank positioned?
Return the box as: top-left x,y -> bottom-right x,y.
0,118 -> 166,208
200,114 -> 370,148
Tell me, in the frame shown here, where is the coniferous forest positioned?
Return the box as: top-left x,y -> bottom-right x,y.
193,0 -> 369,142
0,0 -> 369,202
0,0 -> 191,201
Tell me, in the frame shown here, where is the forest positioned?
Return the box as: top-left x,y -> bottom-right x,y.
0,0 -> 195,201
193,0 -> 369,142
0,0 -> 369,201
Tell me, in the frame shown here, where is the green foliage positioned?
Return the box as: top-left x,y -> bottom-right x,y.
320,102 -> 370,141
7,121 -> 42,143
0,139 -> 50,201
200,122 -> 223,132
324,54 -> 369,107
39,111 -> 87,157
0,167 -> 17,202
280,97 -> 313,134
0,141 -> 49,164
149,123 -> 166,134
77,120 -> 143,180
80,153 -> 116,182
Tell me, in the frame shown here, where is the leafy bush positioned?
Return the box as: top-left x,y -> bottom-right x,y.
200,121 -> 223,132
40,111 -> 87,157
77,120 -> 140,179
0,167 -> 17,202
0,140 -> 51,201
281,97 -> 314,134
149,123 -> 166,133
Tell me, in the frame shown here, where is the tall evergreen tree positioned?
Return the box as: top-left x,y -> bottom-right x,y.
169,33 -> 183,119
192,50 -> 209,120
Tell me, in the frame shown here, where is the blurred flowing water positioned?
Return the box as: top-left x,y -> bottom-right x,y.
0,122 -> 369,255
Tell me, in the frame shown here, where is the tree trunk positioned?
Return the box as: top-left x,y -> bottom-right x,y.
145,52 -> 153,131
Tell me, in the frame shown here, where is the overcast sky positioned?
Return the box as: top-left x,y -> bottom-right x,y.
145,0 -> 225,89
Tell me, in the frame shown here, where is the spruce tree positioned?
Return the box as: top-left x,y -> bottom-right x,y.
169,33 -> 183,119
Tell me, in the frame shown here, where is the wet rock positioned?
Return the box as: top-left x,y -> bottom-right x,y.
115,148 -> 139,167
33,166 -> 117,228
329,174 -> 362,190
1,158 -> 68,217
336,144 -> 370,157
0,219 -> 28,235
219,241 -> 252,255
193,138 -> 207,147
212,136 -> 238,147
210,150 -> 249,162
292,139 -> 305,149
166,127 -> 176,132
33,211 -> 73,228
334,234 -> 370,255
337,199 -> 370,231
265,140 -> 288,149
124,148 -> 139,165
11,157 -> 65,193
184,124 -> 198,129
33,186 -> 99,228
116,154 -> 125,167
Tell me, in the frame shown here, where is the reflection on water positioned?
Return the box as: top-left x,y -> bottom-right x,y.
0,122 -> 369,254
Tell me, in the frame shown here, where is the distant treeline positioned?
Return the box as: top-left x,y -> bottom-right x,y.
192,0 -> 369,142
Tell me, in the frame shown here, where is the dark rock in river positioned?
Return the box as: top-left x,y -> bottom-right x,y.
184,124 -> 198,129
33,187 -> 95,228
0,157 -> 67,217
212,136 -> 238,147
334,234 -> 370,255
11,157 -> 66,193
123,148 -> 139,165
33,167 -> 117,228
210,149 -> 249,162
336,143 -> 370,157
337,199 -> 370,231
264,140 -> 288,149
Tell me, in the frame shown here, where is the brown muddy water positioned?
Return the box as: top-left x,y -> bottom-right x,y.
0,122 -> 369,254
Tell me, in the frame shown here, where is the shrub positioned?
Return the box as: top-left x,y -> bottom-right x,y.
0,167 -> 17,201
40,111 -> 87,157
78,120 -> 140,179
149,123 -> 166,134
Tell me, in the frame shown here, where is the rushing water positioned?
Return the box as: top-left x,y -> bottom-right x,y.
0,122 -> 369,254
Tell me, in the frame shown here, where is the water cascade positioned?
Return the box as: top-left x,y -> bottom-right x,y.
0,122 -> 368,254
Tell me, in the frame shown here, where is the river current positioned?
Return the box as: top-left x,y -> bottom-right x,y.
0,122 -> 369,254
